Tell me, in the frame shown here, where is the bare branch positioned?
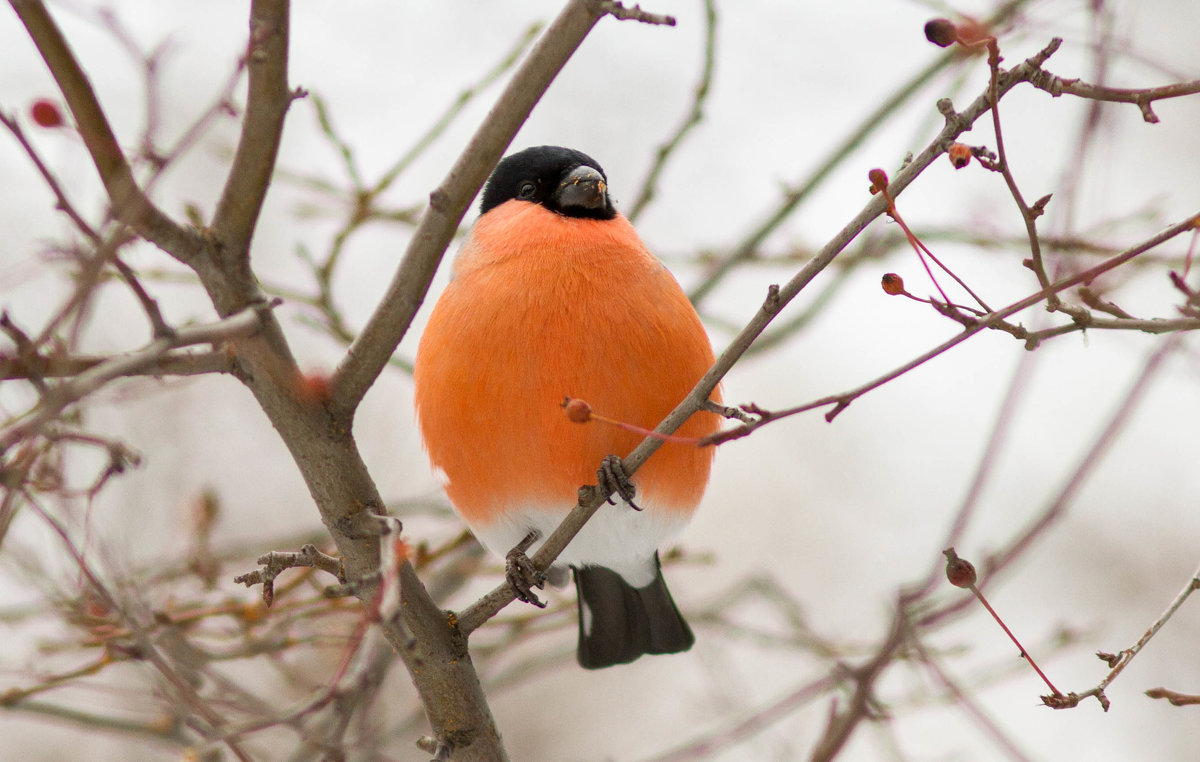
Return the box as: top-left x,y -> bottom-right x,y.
708,210 -> 1200,444
599,1 -> 676,26
1046,559 -> 1200,711
0,106 -> 99,240
1,349 -> 234,381
1027,70 -> 1200,123
0,303 -> 274,452
908,631 -> 1035,761
985,38 -> 1061,306
329,0 -> 617,417
372,23 -> 543,198
1146,687 -> 1200,707
211,0 -> 294,264
688,0 -> 1037,306
809,611 -> 906,761
233,544 -> 346,607
9,0 -> 204,263
627,0 -> 715,221
0,699 -> 186,745
644,675 -> 839,762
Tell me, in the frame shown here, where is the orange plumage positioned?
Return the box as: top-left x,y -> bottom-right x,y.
413,146 -> 718,668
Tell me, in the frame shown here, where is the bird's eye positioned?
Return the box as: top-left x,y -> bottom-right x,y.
517,181 -> 537,199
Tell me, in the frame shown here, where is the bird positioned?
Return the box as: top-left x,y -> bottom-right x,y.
413,145 -> 719,669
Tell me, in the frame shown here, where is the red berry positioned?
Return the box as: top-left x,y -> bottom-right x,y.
943,548 -> 978,588
562,397 -> 592,424
30,99 -> 64,128
881,273 -> 905,295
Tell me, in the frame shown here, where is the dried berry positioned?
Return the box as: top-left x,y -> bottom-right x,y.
943,548 -> 978,588
924,18 -> 959,48
948,142 -> 972,169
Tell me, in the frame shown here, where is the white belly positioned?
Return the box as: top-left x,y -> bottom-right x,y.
470,498 -> 690,588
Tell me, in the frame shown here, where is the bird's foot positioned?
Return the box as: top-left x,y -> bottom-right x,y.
598,454 -> 640,511
505,530 -> 547,608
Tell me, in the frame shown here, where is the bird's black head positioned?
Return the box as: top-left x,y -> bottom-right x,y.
480,145 -> 616,220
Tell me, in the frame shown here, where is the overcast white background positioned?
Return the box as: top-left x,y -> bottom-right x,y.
2,1 -> 1199,760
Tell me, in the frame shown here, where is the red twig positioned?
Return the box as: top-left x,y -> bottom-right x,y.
943,548 -> 1063,698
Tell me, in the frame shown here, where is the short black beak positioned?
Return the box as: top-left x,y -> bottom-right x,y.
554,165 -> 608,212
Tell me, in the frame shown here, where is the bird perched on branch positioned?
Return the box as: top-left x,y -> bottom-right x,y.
414,145 -> 719,669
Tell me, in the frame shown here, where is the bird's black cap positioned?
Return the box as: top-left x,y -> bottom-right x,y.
480,145 -> 616,220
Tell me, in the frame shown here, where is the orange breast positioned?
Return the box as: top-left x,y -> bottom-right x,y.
413,200 -> 719,526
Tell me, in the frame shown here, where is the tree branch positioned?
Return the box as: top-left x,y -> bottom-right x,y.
708,208 -> 1200,444
329,0 -> 612,418
9,0 -> 204,264
627,0 -> 715,222
211,0 -> 294,268
688,0 -> 1037,306
0,303 -> 274,452
0,349 -> 236,381
1047,560 -> 1200,711
1027,70 -> 1200,123
598,1 -> 676,25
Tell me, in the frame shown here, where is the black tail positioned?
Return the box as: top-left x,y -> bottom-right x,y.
573,554 -> 694,670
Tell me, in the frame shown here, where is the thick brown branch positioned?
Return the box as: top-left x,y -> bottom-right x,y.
212,0 -> 293,267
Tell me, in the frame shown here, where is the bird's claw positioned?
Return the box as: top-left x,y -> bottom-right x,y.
505,531 -> 547,608
598,454 -> 640,511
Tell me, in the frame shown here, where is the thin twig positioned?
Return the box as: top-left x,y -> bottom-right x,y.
1,351 -> 235,381
642,675 -> 840,762
1047,560 -> 1200,711
687,0 -> 1038,306
599,1 -> 676,25
706,210 -> 1200,444
1027,71 -> 1200,124
627,0 -> 716,221
0,303 -> 274,452
0,107 -> 99,240
908,630 -> 1035,762
9,0 -> 203,262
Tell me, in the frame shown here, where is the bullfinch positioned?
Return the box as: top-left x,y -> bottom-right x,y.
413,145 -> 719,669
